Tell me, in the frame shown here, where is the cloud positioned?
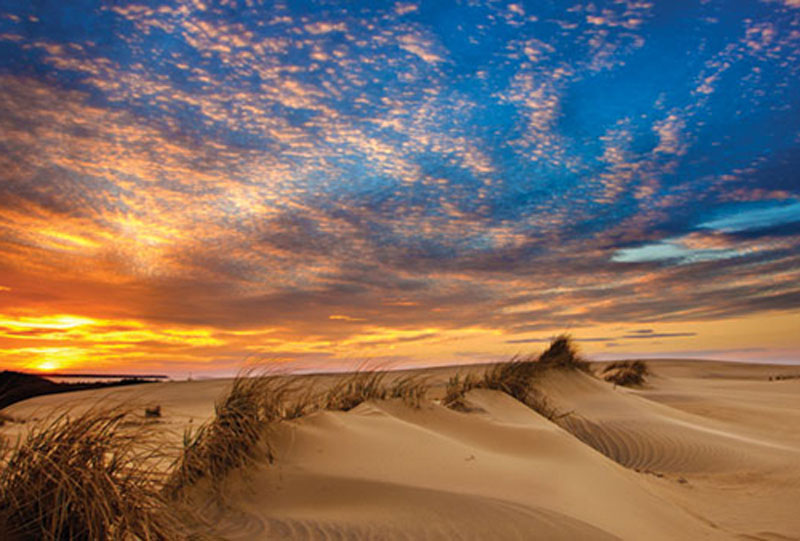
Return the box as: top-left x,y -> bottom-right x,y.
397,32 -> 446,64
0,1 -> 798,373
611,240 -> 742,264
506,336 -> 613,344
622,332 -> 696,339
700,201 -> 800,233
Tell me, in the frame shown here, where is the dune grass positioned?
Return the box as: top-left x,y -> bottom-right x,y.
166,368 -> 431,500
164,373 -> 295,500
602,360 -> 650,387
322,371 -> 429,411
387,375 -> 429,409
443,335 -> 583,420
322,370 -> 388,411
443,357 -> 564,420
442,373 -> 479,411
537,335 -> 591,372
0,408 -> 187,541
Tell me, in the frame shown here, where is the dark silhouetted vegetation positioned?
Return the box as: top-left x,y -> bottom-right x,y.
602,360 -> 650,387
538,335 -> 591,372
0,371 -> 160,410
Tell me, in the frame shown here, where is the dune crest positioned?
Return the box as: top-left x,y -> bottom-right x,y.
3,356 -> 800,539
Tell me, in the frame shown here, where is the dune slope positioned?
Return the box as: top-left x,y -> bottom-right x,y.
540,368 -> 800,540
206,390 -> 723,540
3,361 -> 799,540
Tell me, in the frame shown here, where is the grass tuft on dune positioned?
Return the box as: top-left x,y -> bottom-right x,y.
164,373 -> 296,500
0,408 -> 187,541
602,360 -> 650,387
444,334 -> 583,419
322,370 -> 388,411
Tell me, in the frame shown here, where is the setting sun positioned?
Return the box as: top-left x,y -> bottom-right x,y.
31,360 -> 60,373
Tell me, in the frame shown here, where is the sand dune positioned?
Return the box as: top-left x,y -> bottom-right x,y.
169,389 -> 715,540
3,360 -> 799,540
542,370 -> 795,473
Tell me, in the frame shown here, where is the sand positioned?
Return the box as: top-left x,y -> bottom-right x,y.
3,360 -> 800,540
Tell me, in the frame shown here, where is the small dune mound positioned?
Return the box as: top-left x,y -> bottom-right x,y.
602,360 -> 650,387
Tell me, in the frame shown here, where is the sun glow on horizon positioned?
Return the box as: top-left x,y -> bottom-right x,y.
31,360 -> 60,373
0,315 -> 97,331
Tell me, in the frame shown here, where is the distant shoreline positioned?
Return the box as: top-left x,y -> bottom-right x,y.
0,371 -> 164,410
33,373 -> 168,380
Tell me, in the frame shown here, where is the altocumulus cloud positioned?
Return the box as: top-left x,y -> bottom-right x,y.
0,0 -> 798,372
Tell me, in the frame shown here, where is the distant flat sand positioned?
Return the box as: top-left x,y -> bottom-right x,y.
4,360 -> 800,540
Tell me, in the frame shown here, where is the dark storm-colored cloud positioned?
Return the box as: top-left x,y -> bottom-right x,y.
506,337 -> 614,344
622,332 -> 697,339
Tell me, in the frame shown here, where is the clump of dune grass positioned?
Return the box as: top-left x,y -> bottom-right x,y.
480,356 -> 566,420
442,374 -> 479,411
443,336 -> 586,419
282,384 -> 320,420
481,355 -> 540,400
322,371 -> 388,411
443,359 -> 558,418
164,373 -> 294,500
602,360 -> 650,387
388,375 -> 429,409
0,408 -> 185,540
538,334 -> 591,372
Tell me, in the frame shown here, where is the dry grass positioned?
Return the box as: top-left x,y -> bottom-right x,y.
481,358 -> 565,420
322,371 -> 388,411
388,375 -> 429,409
481,355 -> 540,401
444,361 -> 549,415
322,370 -> 430,411
164,373 -> 294,500
602,360 -> 650,387
538,334 -> 591,372
0,408 -> 186,541
442,336 -> 585,420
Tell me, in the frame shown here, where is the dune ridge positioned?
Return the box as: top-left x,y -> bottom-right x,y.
2,344 -> 799,539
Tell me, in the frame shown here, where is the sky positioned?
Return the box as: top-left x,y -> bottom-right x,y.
0,0 -> 798,376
